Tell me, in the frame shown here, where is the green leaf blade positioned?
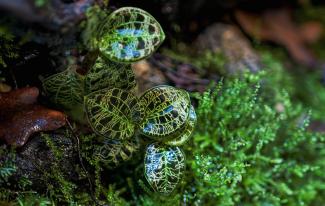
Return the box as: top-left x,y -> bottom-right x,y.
139,86 -> 191,141
144,143 -> 185,194
165,105 -> 197,146
42,68 -> 84,109
85,88 -> 141,140
85,56 -> 136,94
94,138 -> 139,168
98,7 -> 165,62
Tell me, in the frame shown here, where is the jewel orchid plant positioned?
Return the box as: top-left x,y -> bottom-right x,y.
42,7 -> 196,194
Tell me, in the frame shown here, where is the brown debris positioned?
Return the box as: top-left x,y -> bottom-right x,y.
132,60 -> 167,93
133,54 -> 215,93
148,54 -> 215,92
195,23 -> 262,74
235,8 -> 322,67
0,87 -> 66,147
299,21 -> 323,44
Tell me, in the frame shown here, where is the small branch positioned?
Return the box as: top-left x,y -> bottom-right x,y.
66,119 -> 102,206
0,0 -> 96,30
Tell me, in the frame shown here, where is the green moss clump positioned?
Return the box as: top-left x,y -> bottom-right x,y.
182,72 -> 324,205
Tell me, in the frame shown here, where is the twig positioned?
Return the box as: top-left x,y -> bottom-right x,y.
0,0 -> 95,30
66,119 -> 102,206
8,67 -> 18,89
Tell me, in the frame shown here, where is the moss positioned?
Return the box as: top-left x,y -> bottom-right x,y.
0,26 -> 18,68
252,43 -> 325,121
184,72 -> 325,205
33,0 -> 49,8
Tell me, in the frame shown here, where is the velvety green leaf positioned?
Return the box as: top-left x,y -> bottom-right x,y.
85,56 -> 136,94
165,105 -> 197,146
42,67 -> 84,108
144,143 -> 185,194
84,88 -> 142,140
94,138 -> 139,168
98,7 -> 165,62
139,85 -> 191,141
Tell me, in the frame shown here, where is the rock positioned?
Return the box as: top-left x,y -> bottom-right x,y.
195,23 -> 262,74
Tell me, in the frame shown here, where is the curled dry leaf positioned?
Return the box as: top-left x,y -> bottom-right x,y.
148,54 -> 214,92
0,87 -> 39,111
299,21 -> 323,44
0,87 -> 67,147
235,8 -> 322,67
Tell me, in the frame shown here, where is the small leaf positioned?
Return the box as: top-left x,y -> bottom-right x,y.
42,67 -> 84,108
85,56 -> 136,94
94,138 -> 139,168
144,143 -> 185,194
139,85 -> 191,141
84,88 -> 142,140
165,105 -> 197,146
97,7 -> 165,62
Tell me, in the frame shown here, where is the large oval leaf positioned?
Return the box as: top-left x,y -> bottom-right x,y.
165,105 -> 197,146
84,88 -> 142,140
144,143 -> 185,194
85,56 -> 136,94
42,67 -> 84,108
139,86 -> 191,141
94,138 -> 139,168
97,7 -> 165,62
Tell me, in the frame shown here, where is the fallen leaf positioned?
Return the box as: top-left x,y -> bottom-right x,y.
299,21 -> 323,44
235,8 -> 322,67
0,87 -> 38,111
0,87 -> 66,147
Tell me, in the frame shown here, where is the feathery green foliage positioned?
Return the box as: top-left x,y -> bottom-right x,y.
179,71 -> 325,205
